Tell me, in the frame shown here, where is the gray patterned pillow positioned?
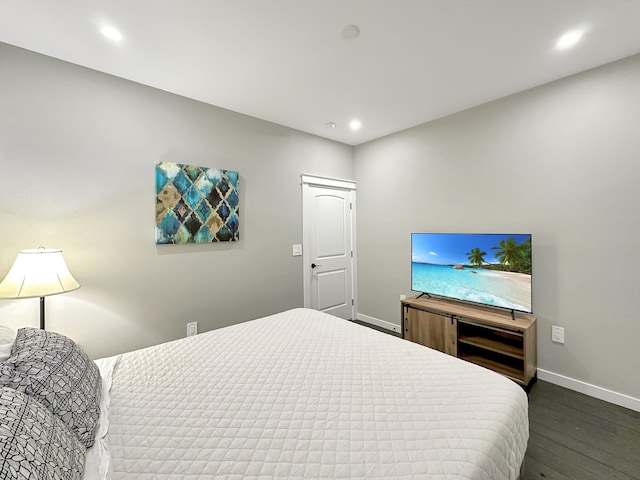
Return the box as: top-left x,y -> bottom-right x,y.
0,328 -> 101,448
0,386 -> 86,480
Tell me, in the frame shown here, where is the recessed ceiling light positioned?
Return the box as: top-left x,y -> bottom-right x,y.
101,25 -> 123,42
556,30 -> 583,50
341,24 -> 360,40
349,119 -> 362,131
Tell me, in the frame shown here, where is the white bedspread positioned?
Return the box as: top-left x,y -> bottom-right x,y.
98,308 -> 528,479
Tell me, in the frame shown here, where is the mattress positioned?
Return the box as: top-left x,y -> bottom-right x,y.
87,308 -> 528,479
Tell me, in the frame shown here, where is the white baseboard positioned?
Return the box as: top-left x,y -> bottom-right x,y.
537,369 -> 640,413
356,313 -> 401,334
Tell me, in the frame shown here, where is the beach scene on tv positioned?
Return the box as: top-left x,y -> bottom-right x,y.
411,233 -> 532,313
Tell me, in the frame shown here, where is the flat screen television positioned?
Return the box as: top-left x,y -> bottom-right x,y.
411,233 -> 532,313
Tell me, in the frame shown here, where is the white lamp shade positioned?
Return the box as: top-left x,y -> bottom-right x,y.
0,248 -> 80,299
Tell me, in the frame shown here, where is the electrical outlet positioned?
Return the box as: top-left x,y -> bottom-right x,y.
187,322 -> 198,337
551,326 -> 565,344
400,294 -> 406,300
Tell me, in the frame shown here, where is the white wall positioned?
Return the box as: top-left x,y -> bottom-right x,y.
0,43 -> 353,359
354,54 -> 640,399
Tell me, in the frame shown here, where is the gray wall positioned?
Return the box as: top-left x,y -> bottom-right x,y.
2,41 -> 639,400
0,43 -> 353,359
355,54 -> 640,398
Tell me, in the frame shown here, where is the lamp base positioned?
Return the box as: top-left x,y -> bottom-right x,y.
39,296 -> 45,330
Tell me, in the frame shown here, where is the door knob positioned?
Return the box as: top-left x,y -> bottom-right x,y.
311,263 -> 322,269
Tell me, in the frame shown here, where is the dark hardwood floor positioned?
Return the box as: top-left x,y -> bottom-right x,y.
524,380 -> 640,480
354,320 -> 640,479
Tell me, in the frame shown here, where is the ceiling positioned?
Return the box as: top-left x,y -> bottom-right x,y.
2,1 -> 640,146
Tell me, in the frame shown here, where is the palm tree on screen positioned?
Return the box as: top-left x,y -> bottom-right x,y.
466,247 -> 486,267
491,237 -> 522,270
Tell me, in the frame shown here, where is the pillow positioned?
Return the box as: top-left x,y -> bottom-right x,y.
0,325 -> 16,362
0,328 -> 102,448
0,386 -> 86,480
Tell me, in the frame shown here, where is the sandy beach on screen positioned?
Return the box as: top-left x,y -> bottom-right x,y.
480,269 -> 531,288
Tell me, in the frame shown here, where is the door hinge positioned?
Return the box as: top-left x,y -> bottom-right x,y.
350,202 -> 352,210
350,251 -> 353,258
352,299 -> 354,306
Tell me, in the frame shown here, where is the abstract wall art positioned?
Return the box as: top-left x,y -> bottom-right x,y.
155,162 -> 239,244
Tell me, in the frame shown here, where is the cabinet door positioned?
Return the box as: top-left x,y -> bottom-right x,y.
405,308 -> 457,356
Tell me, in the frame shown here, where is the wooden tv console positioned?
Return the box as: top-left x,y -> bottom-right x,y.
401,296 -> 537,387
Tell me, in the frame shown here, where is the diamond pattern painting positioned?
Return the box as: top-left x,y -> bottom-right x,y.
155,162 -> 239,244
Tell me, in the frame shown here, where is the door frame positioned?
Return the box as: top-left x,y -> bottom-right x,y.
301,174 -> 358,319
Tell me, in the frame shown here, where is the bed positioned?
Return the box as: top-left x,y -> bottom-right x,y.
1,308 -> 528,480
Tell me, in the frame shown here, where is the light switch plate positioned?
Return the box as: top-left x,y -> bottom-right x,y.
292,244 -> 302,256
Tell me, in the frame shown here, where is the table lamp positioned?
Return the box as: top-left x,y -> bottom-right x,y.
0,247 -> 80,329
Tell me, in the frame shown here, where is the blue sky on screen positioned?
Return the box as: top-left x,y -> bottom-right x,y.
411,233 -> 531,265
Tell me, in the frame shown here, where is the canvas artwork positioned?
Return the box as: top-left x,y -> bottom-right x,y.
155,162 -> 239,244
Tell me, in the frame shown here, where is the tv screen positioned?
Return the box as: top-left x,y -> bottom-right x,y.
411,233 -> 532,313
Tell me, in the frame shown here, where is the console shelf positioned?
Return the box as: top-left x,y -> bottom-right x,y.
401,296 -> 536,387
457,353 -> 525,383
458,335 -> 524,360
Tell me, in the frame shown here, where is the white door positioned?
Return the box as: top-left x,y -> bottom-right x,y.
302,175 -> 357,320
